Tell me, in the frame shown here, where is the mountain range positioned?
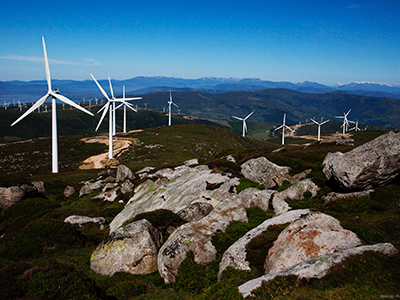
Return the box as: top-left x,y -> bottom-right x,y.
2,77 -> 400,104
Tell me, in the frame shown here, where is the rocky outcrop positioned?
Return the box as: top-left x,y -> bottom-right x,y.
158,193 -> 248,284
264,212 -> 362,274
218,209 -> 310,279
116,164 -> 135,183
241,157 -> 291,189
64,186 -> 76,197
0,186 -> 25,210
322,190 -> 374,203
31,181 -> 45,193
109,165 -> 239,233
239,243 -> 398,298
120,180 -> 134,195
177,201 -> 214,222
64,215 -> 106,229
272,179 -> 319,215
90,219 -> 162,276
323,131 -> 400,191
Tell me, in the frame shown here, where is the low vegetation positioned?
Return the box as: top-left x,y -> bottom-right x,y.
0,125 -> 398,299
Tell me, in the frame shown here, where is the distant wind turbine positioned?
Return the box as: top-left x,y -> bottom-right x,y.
335,109 -> 351,135
168,90 -> 179,126
349,119 -> 361,131
310,118 -> 329,141
11,37 -> 94,173
274,113 -> 294,145
232,111 -> 255,137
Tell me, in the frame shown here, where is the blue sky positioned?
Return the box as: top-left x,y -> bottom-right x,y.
0,0 -> 399,85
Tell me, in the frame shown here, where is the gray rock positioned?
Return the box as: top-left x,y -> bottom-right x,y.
31,181 -> 45,193
64,215 -> 106,227
177,201 -> 214,222
79,180 -> 105,197
218,209 -> 310,280
322,190 -> 374,203
239,243 -> 398,298
184,158 -> 199,166
64,186 -> 76,198
264,212 -> 362,275
241,157 -> 291,189
120,180 -> 134,194
0,186 -> 25,210
93,183 -> 120,202
272,179 -> 319,215
237,188 -> 275,212
323,131 -> 400,191
158,193 -> 248,284
90,219 -> 162,276
116,164 -> 135,183
19,184 -> 38,195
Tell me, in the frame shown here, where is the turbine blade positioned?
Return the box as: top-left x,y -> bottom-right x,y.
97,104 -> 107,114
115,103 -> 124,110
123,101 -> 137,112
121,97 -> 142,101
244,110 -> 255,120
11,93 -> 49,126
310,118 -> 319,125
232,116 -> 243,121
90,74 -> 110,101
42,37 -> 52,92
173,102 -> 179,108
274,124 -> 284,131
345,109 -> 351,116
284,125 -> 294,132
95,102 -> 110,131
51,92 -> 94,116
108,77 -> 114,98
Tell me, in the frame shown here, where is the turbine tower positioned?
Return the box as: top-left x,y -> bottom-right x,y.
11,37 -> 94,173
310,118 -> 330,141
91,74 -> 137,159
274,113 -> 294,145
336,109 -> 351,135
232,111 -> 255,137
168,90 -> 179,126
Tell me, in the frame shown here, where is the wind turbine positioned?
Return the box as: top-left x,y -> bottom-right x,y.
349,119 -> 361,131
232,111 -> 255,137
310,118 -> 330,141
335,109 -> 351,135
11,37 -> 94,173
274,113 -> 294,145
90,74 -> 138,159
114,85 -> 142,133
168,90 -> 179,126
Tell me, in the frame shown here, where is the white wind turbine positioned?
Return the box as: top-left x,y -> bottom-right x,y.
11,37 -> 94,173
168,90 -> 179,126
349,119 -> 361,131
336,109 -> 351,135
91,74 -> 138,159
274,113 -> 294,145
232,111 -> 255,137
310,118 -> 330,141
114,85 -> 142,133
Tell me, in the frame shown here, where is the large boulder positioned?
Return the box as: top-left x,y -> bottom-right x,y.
239,243 -> 398,298
323,131 -> 400,191
241,157 -> 291,189
79,180 -> 105,197
0,186 -> 25,210
218,209 -> 310,279
109,165 -> 239,233
64,215 -> 106,229
237,188 -> 275,211
264,212 -> 362,274
90,219 -> 162,276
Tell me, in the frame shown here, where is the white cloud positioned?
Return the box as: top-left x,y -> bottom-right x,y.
84,58 -> 100,66
0,54 -> 79,65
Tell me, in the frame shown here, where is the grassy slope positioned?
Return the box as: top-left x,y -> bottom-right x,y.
0,127 -> 398,299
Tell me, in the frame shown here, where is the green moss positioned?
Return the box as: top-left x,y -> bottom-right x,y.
236,177 -> 265,193
276,180 -> 292,192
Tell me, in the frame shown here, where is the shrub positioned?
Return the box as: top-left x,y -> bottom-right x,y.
276,180 -> 291,192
